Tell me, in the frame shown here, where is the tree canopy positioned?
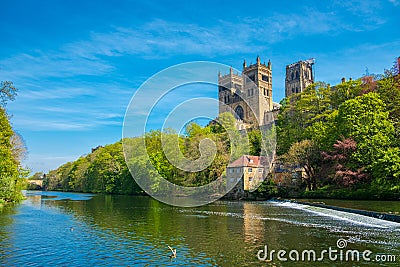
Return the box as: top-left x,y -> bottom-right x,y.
0,81 -> 25,204
276,60 -> 400,198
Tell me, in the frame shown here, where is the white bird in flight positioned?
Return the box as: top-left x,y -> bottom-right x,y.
168,245 -> 176,258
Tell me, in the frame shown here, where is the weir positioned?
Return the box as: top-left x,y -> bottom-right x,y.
274,198 -> 400,224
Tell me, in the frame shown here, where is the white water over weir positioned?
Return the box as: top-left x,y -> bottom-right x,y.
271,199 -> 400,226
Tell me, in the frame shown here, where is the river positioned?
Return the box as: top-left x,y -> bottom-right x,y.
0,191 -> 399,266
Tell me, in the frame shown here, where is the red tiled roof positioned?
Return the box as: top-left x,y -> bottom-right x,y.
227,155 -> 267,168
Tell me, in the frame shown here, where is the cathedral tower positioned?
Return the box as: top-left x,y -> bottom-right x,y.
285,59 -> 314,97
218,56 -> 273,129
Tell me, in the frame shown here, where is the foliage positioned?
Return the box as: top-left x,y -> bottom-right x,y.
0,81 -> 17,107
46,112 -> 257,195
46,142 -> 143,195
0,103 -> 25,203
277,59 -> 400,197
322,138 -> 368,187
282,140 -> 321,190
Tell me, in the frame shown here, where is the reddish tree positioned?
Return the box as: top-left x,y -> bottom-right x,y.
322,138 -> 368,187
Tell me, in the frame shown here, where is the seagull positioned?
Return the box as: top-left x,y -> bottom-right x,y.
168,245 -> 176,258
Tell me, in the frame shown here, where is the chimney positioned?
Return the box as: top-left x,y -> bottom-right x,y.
341,77 -> 346,83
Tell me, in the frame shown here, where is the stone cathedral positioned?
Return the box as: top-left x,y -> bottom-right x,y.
218,56 -> 274,129
285,59 -> 314,97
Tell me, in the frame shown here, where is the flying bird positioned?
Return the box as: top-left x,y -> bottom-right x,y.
168,245 -> 176,258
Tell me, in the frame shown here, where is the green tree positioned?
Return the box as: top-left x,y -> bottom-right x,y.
0,81 -> 25,204
0,81 -> 17,107
282,140 -> 321,191
0,107 -> 23,203
334,92 -> 394,174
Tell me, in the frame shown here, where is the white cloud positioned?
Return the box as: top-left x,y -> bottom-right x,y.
0,51 -> 113,81
24,153 -> 80,173
1,7 -> 387,82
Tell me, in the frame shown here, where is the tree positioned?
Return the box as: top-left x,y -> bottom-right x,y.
10,132 -> 27,162
377,68 -> 400,146
0,81 -> 17,107
282,140 -> 321,191
334,92 -> 394,174
0,107 -> 23,203
371,147 -> 400,187
322,138 -> 368,187
277,82 -> 332,155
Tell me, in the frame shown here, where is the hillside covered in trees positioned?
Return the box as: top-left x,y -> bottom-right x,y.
44,112 -> 264,195
45,60 -> 400,200
0,81 -> 26,206
276,60 -> 400,199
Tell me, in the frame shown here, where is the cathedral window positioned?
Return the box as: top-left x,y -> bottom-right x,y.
234,105 -> 244,120
262,75 -> 269,82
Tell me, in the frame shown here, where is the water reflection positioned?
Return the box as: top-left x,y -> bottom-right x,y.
0,191 -> 399,266
0,205 -> 15,264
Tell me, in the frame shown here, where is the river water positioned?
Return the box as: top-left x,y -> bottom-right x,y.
0,191 -> 399,266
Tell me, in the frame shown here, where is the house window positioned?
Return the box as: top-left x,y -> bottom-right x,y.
237,168 -> 241,173
248,168 -> 253,172
258,168 -> 263,173
249,177 -> 253,182
229,168 -> 234,173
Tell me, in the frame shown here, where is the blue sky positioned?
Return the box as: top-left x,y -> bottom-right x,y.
1,0 -> 399,173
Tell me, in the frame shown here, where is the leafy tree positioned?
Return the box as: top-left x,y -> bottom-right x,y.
334,92 -> 394,173
0,81 -> 25,204
322,138 -> 368,187
0,107 -> 23,203
377,69 -> 400,146
0,81 -> 17,107
371,147 -> 400,187
277,82 -> 332,155
282,140 -> 321,191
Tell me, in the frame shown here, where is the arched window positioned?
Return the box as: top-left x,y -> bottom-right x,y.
291,72 -> 294,80
234,105 -> 244,120
296,70 -> 299,79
